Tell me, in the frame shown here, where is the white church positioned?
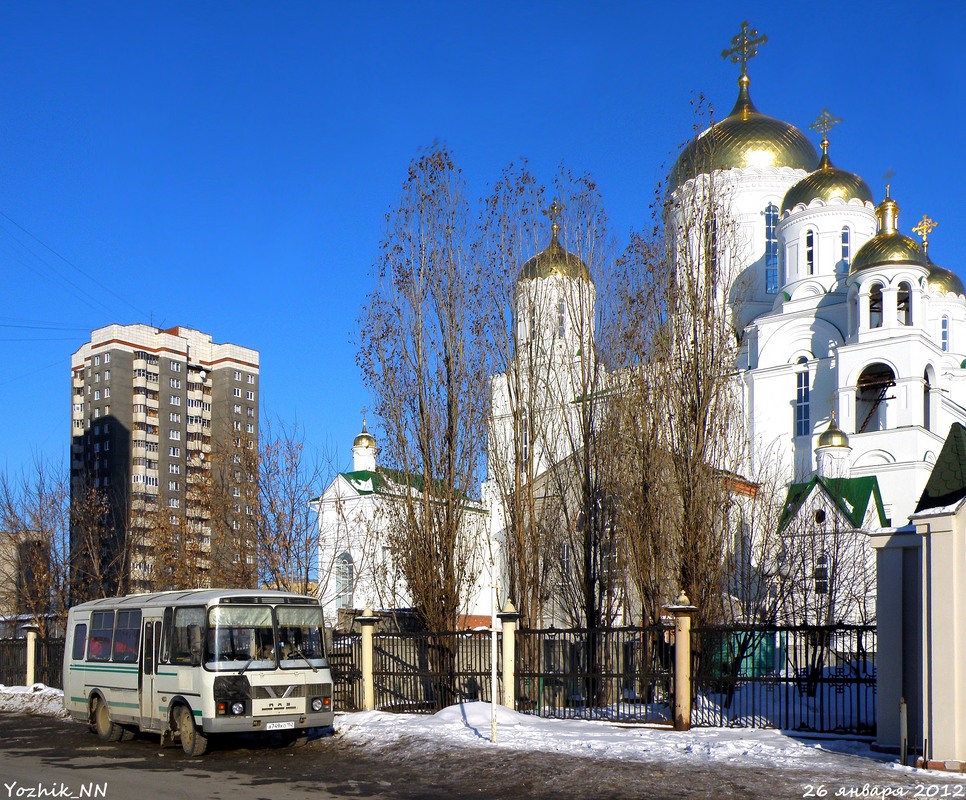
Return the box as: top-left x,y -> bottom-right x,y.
319,27 -> 966,627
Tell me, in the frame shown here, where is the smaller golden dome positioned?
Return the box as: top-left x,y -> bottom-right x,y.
519,231 -> 592,283
850,194 -> 926,274
353,420 -> 376,449
782,153 -> 873,212
927,259 -> 966,297
817,413 -> 849,449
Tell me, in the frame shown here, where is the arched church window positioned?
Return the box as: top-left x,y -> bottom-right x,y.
557,298 -> 566,339
923,369 -> 932,432
335,553 -> 354,610
869,284 -> 884,329
795,357 -> 810,438
805,230 -> 815,275
814,553 -> 829,595
840,226 -> 851,271
941,316 -> 950,352
765,203 -> 779,294
856,363 -> 896,433
897,281 -> 912,326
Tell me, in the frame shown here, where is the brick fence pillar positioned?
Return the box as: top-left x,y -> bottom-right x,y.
664,592 -> 698,731
497,600 -> 520,709
357,609 -> 379,712
22,624 -> 40,686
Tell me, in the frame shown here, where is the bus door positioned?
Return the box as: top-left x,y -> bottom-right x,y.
140,619 -> 161,728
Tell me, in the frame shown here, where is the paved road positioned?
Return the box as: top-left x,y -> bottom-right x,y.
1,713 -> 962,800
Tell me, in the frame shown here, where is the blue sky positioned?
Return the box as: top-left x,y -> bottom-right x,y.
1,1 -> 964,479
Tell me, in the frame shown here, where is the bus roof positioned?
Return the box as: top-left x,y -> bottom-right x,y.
68,588 -> 320,614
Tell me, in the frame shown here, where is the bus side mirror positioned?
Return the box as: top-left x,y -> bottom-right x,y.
188,624 -> 203,666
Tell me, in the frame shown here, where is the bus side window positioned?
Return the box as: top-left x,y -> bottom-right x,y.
170,607 -> 205,666
88,611 -> 114,662
112,610 -> 142,663
160,607 -> 173,663
71,623 -> 87,661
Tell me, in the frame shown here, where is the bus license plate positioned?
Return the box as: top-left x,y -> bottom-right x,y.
266,721 -> 295,731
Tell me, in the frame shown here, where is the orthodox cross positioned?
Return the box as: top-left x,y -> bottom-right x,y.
913,215 -> 938,253
810,108 -> 841,155
883,168 -> 895,198
721,21 -> 767,76
544,198 -> 564,238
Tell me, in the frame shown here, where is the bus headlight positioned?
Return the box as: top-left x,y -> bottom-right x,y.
310,697 -> 324,713
231,702 -> 245,716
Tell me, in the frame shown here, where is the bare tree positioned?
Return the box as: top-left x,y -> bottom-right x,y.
0,459 -> 72,635
358,145 -> 489,634
246,418 -> 328,595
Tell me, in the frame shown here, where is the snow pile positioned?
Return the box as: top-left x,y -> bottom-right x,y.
0,684 -> 70,719
335,701 -> 897,772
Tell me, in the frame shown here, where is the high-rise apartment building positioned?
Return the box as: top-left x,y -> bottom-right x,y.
70,324 -> 259,597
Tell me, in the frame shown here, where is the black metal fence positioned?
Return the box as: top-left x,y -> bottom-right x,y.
373,630 -> 499,713
691,624 -> 876,735
329,633 -> 363,712
514,626 -> 673,722
0,638 -> 64,688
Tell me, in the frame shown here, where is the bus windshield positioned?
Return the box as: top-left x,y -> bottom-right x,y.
276,605 -> 327,669
206,606 -> 275,671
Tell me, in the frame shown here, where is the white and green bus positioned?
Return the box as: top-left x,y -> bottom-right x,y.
63,589 -> 334,755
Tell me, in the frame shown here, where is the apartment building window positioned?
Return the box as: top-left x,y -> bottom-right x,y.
233,404 -> 242,414
170,361 -> 181,372
169,447 -> 181,457
246,423 -> 254,433
233,420 -> 241,431
247,407 -> 254,418
103,353 -> 110,363
246,391 -> 254,401
94,372 -> 100,383
94,390 -> 101,401
233,388 -> 241,398
170,378 -> 181,389
169,463 -> 180,474
234,370 -> 241,381
247,374 -> 255,384
170,412 -> 181,423
169,395 -> 181,406
169,498 -> 180,509
103,387 -> 110,398
94,355 -> 100,366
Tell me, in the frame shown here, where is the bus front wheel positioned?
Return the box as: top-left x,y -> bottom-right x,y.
93,697 -> 131,743
177,707 -> 209,756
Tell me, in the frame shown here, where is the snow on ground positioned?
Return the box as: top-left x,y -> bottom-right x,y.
2,684 -> 959,782
0,684 -> 71,719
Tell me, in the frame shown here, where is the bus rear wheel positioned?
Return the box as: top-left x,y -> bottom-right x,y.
177,706 -> 208,756
93,697 -> 132,743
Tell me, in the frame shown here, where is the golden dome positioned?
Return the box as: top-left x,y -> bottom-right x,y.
353,420 -> 376,449
670,76 -> 819,191
817,413 -> 849,449
927,259 -> 966,296
519,231 -> 592,283
850,195 -> 926,274
782,153 -> 873,212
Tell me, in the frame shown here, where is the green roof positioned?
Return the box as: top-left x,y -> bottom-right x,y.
916,423 -> 966,513
339,467 -> 479,507
778,475 -> 887,533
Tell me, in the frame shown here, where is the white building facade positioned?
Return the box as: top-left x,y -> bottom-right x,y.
671,68 -> 966,528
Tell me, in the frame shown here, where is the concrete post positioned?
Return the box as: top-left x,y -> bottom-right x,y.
356,608 -> 379,712
664,591 -> 698,731
22,624 -> 40,686
497,600 -> 520,709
